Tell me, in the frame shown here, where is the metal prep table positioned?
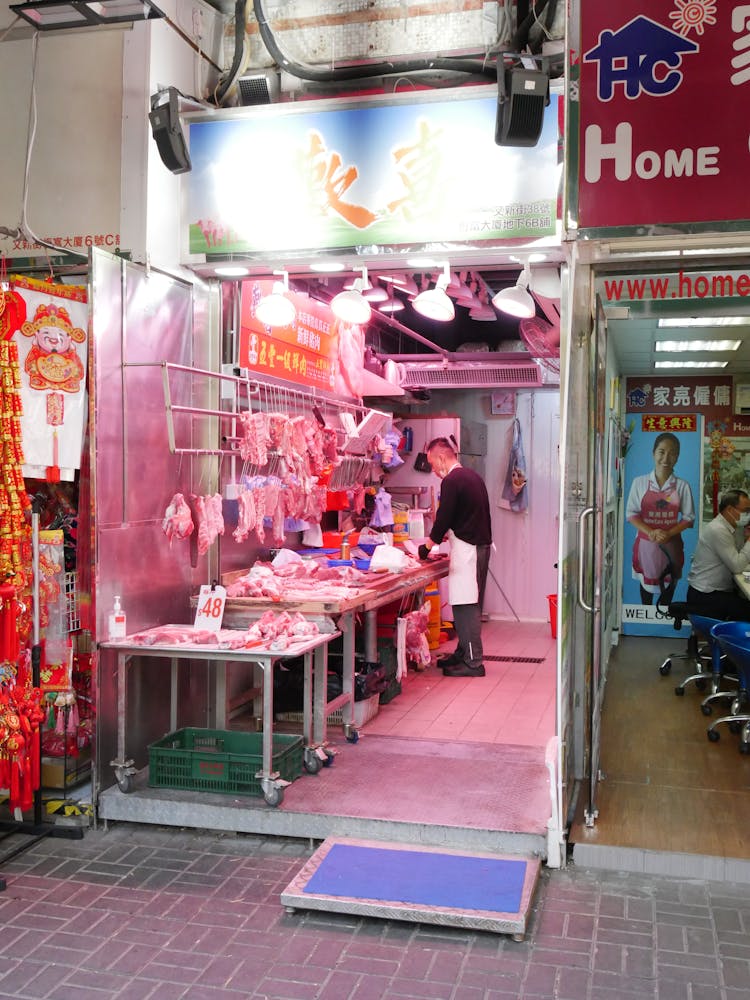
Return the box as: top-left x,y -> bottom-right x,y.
220,557 -> 450,742
100,626 -> 340,806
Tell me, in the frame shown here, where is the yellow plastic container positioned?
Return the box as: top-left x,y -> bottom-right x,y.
425,586 -> 441,627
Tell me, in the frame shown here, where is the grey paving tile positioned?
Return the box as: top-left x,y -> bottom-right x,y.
3,822 -> 750,1000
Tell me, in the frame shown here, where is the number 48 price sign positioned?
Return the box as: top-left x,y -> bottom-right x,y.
194,584 -> 227,631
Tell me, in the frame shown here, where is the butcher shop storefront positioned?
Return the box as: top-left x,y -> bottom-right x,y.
86,87 -> 567,866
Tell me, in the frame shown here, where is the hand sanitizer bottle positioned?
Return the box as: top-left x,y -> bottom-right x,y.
108,596 -> 127,640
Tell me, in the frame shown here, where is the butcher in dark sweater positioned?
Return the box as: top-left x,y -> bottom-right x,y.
417,437 -> 492,677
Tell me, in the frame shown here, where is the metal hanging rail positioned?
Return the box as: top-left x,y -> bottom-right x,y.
123,361 -> 370,458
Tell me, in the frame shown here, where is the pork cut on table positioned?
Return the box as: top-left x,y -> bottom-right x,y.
124,615 -> 320,650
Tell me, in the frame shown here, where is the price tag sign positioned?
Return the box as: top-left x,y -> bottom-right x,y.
194,585 -> 226,631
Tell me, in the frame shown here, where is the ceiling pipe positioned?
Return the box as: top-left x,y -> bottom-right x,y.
253,0 -> 496,84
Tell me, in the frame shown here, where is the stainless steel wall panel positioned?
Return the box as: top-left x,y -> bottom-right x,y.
91,248 -> 220,797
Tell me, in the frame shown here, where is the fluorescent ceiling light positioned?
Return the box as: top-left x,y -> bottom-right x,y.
510,253 -> 547,264
10,0 -> 165,29
655,339 -> 741,353
682,247 -> 750,256
657,316 -> 749,328
406,257 -> 438,269
654,360 -> 728,369
309,261 -> 345,272
214,265 -> 250,277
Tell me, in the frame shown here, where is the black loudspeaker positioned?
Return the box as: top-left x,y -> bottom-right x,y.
495,67 -> 550,147
148,88 -> 191,175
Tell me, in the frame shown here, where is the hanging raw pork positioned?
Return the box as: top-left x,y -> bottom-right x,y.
162,493 -> 194,543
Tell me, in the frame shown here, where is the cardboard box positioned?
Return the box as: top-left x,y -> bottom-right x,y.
41,749 -> 91,790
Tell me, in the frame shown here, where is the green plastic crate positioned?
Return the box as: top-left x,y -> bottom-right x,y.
148,728 -> 303,797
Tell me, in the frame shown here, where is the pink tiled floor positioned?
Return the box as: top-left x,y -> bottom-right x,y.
366,620 -> 556,748
278,619 -> 557,834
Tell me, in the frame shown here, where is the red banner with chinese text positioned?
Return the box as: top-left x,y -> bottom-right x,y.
639,413 -> 697,434
238,281 -> 364,400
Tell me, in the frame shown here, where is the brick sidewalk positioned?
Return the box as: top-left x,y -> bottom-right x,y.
0,825 -> 748,999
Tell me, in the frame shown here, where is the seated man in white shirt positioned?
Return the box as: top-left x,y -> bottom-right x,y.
686,489 -> 750,621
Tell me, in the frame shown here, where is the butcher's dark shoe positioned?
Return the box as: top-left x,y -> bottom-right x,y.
437,651 -> 463,667
442,662 -> 485,677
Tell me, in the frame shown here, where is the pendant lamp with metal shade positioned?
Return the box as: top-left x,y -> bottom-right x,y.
378,287 -> 405,313
469,288 -> 497,322
412,263 -> 455,322
255,271 -> 296,328
332,267 -> 372,324
492,265 -> 535,319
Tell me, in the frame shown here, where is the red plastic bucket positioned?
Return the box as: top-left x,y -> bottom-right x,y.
547,594 -> 558,639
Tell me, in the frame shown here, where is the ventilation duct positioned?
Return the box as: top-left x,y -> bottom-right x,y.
401,360 -> 542,389
237,69 -> 280,106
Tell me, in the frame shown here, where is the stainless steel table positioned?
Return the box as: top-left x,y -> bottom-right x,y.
220,558 -> 449,741
100,626 -> 340,806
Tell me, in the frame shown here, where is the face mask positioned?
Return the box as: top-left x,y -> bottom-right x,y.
737,512 -> 750,528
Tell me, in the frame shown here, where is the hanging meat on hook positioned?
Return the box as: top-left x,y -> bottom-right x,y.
194,493 -> 224,555
162,493 -> 194,543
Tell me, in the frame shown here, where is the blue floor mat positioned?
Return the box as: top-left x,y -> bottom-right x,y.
303,842 -> 527,913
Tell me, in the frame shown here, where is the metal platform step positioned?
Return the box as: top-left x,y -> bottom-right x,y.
281,836 -> 541,938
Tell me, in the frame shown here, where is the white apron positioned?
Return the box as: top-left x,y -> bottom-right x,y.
447,531 -> 478,605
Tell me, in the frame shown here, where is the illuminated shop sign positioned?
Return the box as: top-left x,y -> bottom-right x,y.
577,2 -> 749,229
185,89 -> 559,256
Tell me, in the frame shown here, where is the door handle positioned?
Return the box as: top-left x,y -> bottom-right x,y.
577,506 -> 594,613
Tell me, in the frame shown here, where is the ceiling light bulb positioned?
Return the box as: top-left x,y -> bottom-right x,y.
332,268 -> 372,324
363,280 -> 388,302
412,263 -> 455,322
492,267 -> 535,319
255,282 -> 296,327
379,295 -> 405,313
255,270 -> 296,327
469,294 -> 497,321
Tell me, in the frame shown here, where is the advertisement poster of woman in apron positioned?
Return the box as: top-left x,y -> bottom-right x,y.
626,431 -> 696,609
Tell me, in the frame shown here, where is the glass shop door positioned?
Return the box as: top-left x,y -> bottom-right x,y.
558,289 -> 608,829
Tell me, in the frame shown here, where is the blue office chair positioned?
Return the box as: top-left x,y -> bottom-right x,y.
659,602 -> 712,686
707,622 -> 750,753
686,614 -> 738,713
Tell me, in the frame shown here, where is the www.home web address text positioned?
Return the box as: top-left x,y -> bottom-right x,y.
602,271 -> 750,302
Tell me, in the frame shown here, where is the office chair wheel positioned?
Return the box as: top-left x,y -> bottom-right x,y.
675,686 -> 685,696
701,703 -> 712,716
659,658 -> 672,676
729,720 -> 743,734
740,742 -> 750,755
707,730 -> 720,742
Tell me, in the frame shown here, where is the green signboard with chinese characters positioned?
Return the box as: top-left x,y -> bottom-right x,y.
185,88 -> 559,257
